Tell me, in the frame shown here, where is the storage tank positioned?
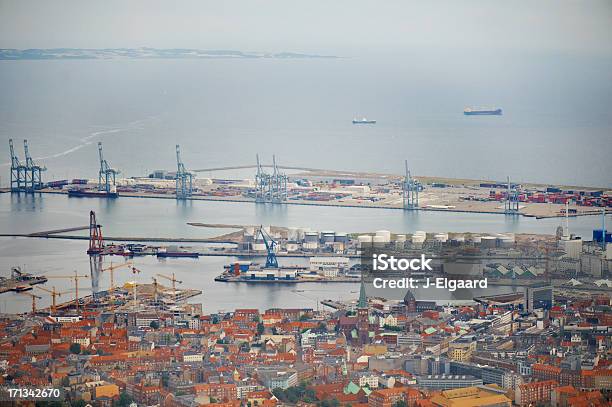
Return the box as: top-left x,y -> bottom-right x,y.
287,227 -> 298,241
296,228 -> 305,241
375,230 -> 392,243
434,233 -> 448,243
373,235 -> 386,247
321,233 -> 336,244
303,241 -> 318,250
358,235 -> 373,248
334,233 -> 349,244
304,232 -> 319,243
411,234 -> 425,249
285,242 -> 299,252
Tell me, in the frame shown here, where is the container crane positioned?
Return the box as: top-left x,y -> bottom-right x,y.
35,286 -> 68,314
46,272 -> 89,313
175,144 -> 193,199
23,139 -> 46,191
9,138 -> 26,191
97,141 -> 119,193
156,273 -> 182,299
258,226 -> 278,268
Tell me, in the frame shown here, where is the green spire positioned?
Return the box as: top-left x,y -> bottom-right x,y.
358,279 -> 367,308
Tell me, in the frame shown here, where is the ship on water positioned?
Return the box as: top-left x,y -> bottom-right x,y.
68,185 -> 119,199
464,107 -> 502,116
352,117 -> 376,124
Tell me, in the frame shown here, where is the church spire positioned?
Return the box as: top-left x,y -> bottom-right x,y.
358,279 -> 367,309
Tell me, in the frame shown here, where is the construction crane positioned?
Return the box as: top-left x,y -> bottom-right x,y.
97,142 -> 119,193
35,286 -> 67,314
175,144 -> 193,199
23,139 -> 46,191
18,292 -> 42,315
258,226 -> 278,268
156,273 -> 182,299
8,138 -> 26,192
46,272 -> 89,313
101,261 -> 133,292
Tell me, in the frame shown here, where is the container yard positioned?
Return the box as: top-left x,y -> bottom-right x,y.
5,140 -> 610,219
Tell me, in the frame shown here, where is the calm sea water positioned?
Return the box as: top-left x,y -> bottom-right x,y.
0,52 -> 611,186
0,52 -> 610,313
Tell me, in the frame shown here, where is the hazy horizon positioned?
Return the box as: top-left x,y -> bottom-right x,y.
1,1 -> 611,57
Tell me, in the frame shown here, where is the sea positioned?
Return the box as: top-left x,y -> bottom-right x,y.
0,50 -> 611,313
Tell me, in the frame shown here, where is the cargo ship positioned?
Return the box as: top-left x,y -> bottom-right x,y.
68,186 -> 119,199
352,117 -> 376,124
156,247 -> 199,258
464,107 -> 502,116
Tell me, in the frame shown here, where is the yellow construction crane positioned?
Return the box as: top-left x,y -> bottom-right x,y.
101,261 -> 133,292
18,291 -> 42,315
35,286 -> 68,314
46,271 -> 89,313
156,273 -> 182,299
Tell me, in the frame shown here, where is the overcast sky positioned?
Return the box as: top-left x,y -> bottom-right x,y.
0,1 -> 611,55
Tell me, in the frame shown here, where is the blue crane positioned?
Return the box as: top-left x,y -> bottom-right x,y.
258,225 -> 278,268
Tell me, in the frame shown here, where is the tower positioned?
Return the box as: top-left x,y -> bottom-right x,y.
357,279 -> 370,344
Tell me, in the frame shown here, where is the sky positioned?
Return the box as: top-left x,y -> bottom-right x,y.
0,1 -> 611,56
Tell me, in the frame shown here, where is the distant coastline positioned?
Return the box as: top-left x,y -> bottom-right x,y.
0,48 -> 341,60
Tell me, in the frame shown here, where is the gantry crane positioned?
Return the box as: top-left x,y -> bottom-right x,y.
46,272 -> 89,313
97,142 -> 119,193
23,139 -> 46,191
18,292 -> 42,315
35,286 -> 68,314
9,138 -> 26,191
175,144 -> 193,199
156,273 -> 182,299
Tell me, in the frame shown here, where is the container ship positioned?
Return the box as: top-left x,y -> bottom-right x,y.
68,186 -> 119,198
464,107 -> 502,116
156,246 -> 199,258
352,117 -> 376,124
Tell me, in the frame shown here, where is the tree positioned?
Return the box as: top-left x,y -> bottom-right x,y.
393,400 -> 407,407
97,348 -> 105,356
114,391 -> 134,407
257,322 -> 265,335
150,320 -> 160,329
69,343 -> 81,354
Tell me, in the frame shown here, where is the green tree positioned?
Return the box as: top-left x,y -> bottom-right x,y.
150,320 -> 160,329
257,322 -> 265,335
114,391 -> 134,407
69,343 -> 81,354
